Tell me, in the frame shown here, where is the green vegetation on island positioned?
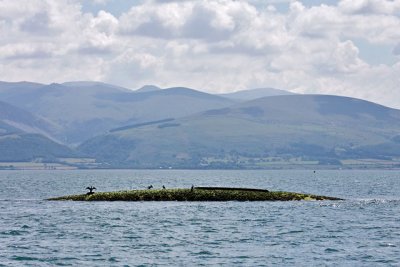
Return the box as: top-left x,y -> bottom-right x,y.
48,187 -> 343,201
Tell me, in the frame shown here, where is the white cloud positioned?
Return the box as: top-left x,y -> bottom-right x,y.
0,0 -> 400,108
0,43 -> 55,59
119,1 -> 263,42
92,0 -> 111,5
339,0 -> 400,15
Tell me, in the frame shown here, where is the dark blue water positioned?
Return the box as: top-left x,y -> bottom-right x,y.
0,170 -> 399,266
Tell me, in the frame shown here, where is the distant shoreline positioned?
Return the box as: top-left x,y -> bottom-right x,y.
1,165 -> 400,171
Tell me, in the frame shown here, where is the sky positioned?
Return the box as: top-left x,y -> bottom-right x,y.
0,0 -> 400,108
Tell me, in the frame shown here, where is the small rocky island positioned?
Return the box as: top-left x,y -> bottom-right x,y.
48,187 -> 343,201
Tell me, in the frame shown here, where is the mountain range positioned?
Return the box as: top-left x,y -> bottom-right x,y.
0,100 -> 77,162
79,94 -> 400,168
0,81 -> 235,144
220,87 -> 294,100
1,80 -> 399,169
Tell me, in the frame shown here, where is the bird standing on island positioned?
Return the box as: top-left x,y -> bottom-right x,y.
147,185 -> 153,189
86,186 -> 96,195
162,185 -> 166,189
191,185 -> 194,191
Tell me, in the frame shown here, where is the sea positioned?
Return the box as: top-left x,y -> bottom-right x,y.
0,169 -> 399,266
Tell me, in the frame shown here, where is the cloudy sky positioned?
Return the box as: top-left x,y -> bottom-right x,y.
1,0 -> 400,108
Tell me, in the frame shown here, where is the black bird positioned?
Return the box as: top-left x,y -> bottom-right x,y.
147,185 -> 153,189
191,185 -> 194,192
86,186 -> 96,195
162,185 -> 166,189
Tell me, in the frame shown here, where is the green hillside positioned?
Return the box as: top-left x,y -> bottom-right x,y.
0,101 -> 78,162
0,82 -> 234,144
0,100 -> 59,139
0,133 -> 79,162
79,95 -> 400,168
3,81 -> 400,169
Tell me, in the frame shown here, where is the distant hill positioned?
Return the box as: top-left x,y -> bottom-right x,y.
0,81 -> 44,91
0,100 -> 58,139
0,81 -> 45,107
4,80 -> 400,169
0,82 -> 234,144
0,133 -> 78,162
61,81 -> 132,93
135,85 -> 161,93
220,87 -> 294,101
79,95 -> 400,168
0,101 -> 77,162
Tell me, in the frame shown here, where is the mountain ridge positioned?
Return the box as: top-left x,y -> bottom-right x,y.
0,101 -> 79,162
1,80 -> 399,169
0,81 -> 235,144
220,87 -> 294,101
78,94 -> 400,168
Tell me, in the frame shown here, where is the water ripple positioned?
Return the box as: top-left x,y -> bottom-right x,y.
0,170 -> 400,266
